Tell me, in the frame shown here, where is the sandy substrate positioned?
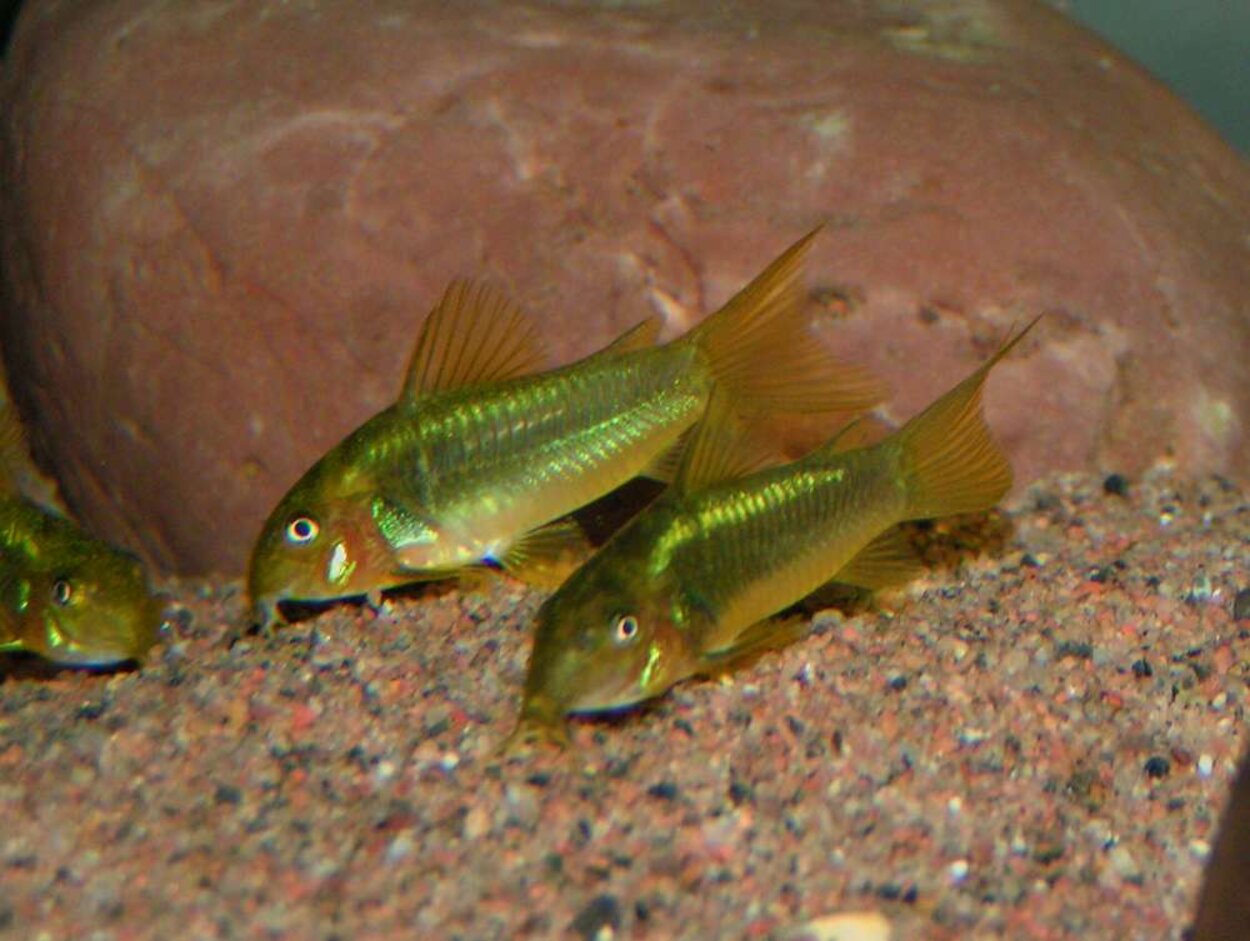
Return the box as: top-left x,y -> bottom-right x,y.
1,468 -> 1247,941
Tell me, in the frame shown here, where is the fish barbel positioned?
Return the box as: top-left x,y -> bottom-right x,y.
511,319 -> 1039,744
248,230 -> 885,626
0,411 -> 161,667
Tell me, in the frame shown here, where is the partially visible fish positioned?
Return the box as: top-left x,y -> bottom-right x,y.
511,319 -> 1038,745
1191,742 -> 1250,940
0,407 -> 161,667
248,230 -> 885,627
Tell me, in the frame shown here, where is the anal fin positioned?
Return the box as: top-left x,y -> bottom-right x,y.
833,526 -> 925,591
637,425 -> 694,484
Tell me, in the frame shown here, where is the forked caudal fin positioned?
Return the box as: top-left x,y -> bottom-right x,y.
686,228 -> 887,416
894,317 -> 1041,520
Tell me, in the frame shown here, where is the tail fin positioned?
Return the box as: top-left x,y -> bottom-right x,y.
687,229 -> 886,414
895,318 -> 1040,519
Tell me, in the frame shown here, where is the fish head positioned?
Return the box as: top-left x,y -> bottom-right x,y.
247,458 -> 409,627
4,545 -> 161,667
517,552 -> 694,730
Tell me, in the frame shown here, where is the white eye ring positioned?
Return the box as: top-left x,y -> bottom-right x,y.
285,516 -> 320,545
614,614 -> 639,644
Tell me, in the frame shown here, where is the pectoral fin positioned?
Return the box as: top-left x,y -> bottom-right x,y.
402,280 -> 550,399
372,496 -> 439,553
698,614 -> 811,677
499,518 -> 594,589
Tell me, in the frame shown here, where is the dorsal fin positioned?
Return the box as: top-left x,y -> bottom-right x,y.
675,386 -> 778,494
598,316 -> 662,356
401,280 -> 550,399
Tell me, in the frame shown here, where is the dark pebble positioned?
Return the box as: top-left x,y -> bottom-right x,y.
1056,641 -> 1094,660
873,881 -> 918,903
1102,473 -> 1130,497
1087,566 -> 1114,584
214,784 -> 243,806
874,882 -> 902,901
647,781 -> 679,801
166,606 -> 195,632
75,701 -> 107,721
673,718 -> 695,737
1020,553 -> 1041,568
888,674 -> 908,691
574,819 -> 593,845
728,779 -> 755,806
1233,588 -> 1250,622
1131,659 -> 1154,679
571,894 -> 623,941
423,716 -> 451,737
1033,842 -> 1066,864
525,772 -> 552,788
1144,756 -> 1171,779
604,756 -> 634,779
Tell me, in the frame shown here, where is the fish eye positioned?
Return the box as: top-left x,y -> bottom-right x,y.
613,614 -> 640,644
51,578 -> 74,606
285,516 -> 320,545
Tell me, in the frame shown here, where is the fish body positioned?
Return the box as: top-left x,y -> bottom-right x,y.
0,496 -> 161,666
0,403 -> 159,667
248,232 -> 884,626
514,320 -> 1037,740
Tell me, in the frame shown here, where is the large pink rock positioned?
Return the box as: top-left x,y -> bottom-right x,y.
2,0 -> 1248,575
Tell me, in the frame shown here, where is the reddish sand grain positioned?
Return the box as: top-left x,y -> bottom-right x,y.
1,467 -> 1246,940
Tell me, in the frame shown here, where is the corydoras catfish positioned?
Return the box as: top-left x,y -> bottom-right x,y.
512,319 -> 1038,745
248,230 -> 884,626
0,410 -> 161,666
